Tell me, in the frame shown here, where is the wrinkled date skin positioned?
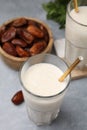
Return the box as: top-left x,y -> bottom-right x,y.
27,25 -> 44,38
0,26 -> 6,38
2,42 -> 17,56
0,18 -> 49,58
12,38 -> 27,47
30,41 -> 47,55
16,46 -> 30,57
1,27 -> 16,42
11,90 -> 24,105
20,29 -> 34,44
12,18 -> 27,27
39,25 -> 49,43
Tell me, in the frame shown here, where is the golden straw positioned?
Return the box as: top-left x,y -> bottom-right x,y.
59,56 -> 83,82
73,0 -> 79,13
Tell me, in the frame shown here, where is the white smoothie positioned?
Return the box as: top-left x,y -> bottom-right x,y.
70,7 -> 87,25
22,63 -> 68,97
21,63 -> 69,125
65,6 -> 87,69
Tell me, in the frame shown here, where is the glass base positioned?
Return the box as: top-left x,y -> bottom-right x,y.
27,106 -> 60,126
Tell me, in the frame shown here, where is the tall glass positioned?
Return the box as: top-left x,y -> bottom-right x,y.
65,0 -> 87,70
20,53 -> 70,125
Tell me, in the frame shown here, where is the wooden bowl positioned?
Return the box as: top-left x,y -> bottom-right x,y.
0,17 -> 53,70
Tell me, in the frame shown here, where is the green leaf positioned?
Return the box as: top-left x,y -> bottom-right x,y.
42,0 -> 70,29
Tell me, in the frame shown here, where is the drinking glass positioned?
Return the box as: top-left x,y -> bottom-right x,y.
65,0 -> 87,70
20,53 -> 70,125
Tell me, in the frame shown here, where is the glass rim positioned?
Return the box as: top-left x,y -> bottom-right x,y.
67,0 -> 87,27
19,53 -> 71,99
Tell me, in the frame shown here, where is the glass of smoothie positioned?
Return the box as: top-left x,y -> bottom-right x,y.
65,0 -> 87,70
20,53 -> 71,125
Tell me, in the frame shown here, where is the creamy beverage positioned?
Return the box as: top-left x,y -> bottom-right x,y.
70,7 -> 87,25
22,63 -> 68,97
21,62 -> 69,125
65,6 -> 87,70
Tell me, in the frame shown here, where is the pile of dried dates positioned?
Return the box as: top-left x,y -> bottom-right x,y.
0,18 -> 49,57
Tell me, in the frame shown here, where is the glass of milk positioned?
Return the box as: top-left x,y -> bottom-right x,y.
20,53 -> 70,125
65,0 -> 87,70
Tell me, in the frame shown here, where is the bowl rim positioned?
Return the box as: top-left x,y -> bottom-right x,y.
0,17 -> 54,62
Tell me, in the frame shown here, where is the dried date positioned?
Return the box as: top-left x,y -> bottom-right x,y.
2,42 -> 17,56
11,90 -> 24,105
27,25 -> 44,38
28,20 -> 37,26
12,18 -> 27,27
1,27 -> 16,42
16,46 -> 30,57
0,26 -> 6,38
29,41 -> 47,55
39,25 -> 49,43
12,38 -> 27,47
19,29 -> 34,44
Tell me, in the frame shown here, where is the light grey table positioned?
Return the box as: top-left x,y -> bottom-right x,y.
0,0 -> 87,130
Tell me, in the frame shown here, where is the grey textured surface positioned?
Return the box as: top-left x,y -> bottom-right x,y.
0,0 -> 87,130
